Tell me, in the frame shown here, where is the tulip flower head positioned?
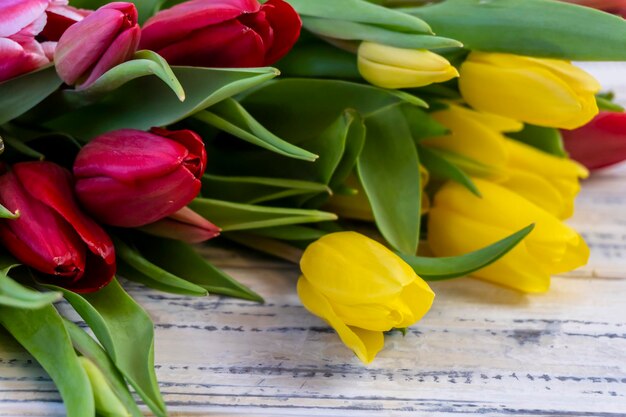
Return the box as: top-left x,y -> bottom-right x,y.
298,232 -> 435,363
459,52 -> 601,129
358,42 -> 459,89
428,179 -> 589,293
54,2 -> 140,88
140,0 -> 301,68
0,162 -> 115,293
74,127 -> 207,228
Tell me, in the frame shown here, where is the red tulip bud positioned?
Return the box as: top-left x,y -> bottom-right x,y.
0,162 -> 115,293
139,207 -> 220,243
74,128 -> 207,228
41,3 -> 91,42
139,0 -> 301,68
562,111 -> 626,170
54,2 -> 140,88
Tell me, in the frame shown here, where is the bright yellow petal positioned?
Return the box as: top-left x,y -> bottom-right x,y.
499,168 -> 567,219
297,277 -> 384,363
359,57 -> 459,89
394,280 -> 435,328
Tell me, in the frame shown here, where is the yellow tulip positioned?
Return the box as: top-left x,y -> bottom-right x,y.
422,103 -> 522,171
297,232 -> 434,363
428,179 -> 589,293
459,52 -> 601,129
499,138 -> 589,219
358,42 -> 459,89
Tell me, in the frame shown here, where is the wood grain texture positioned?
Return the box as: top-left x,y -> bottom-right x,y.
1,64 -> 626,417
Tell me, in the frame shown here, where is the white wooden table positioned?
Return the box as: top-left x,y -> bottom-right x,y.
1,65 -> 625,417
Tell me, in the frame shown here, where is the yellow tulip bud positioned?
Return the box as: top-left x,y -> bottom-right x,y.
428,179 -> 589,293
459,52 -> 601,129
297,232 -> 434,363
499,138 -> 589,219
423,103 -> 522,171
358,42 -> 459,89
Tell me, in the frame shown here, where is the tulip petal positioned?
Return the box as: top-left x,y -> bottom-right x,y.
499,168 -> 567,219
297,277 -> 384,364
0,0 -> 48,37
260,0 -> 301,65
139,207 -> 220,243
41,5 -> 90,42
60,250 -> 115,293
12,162 -> 115,265
150,128 -> 207,177
0,37 -> 49,82
139,0 -> 261,51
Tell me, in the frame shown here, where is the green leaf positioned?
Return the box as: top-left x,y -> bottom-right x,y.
69,0 -> 162,24
195,98 -> 317,161
1,135 -> 45,159
47,279 -> 167,417
202,174 -> 329,205
0,203 -> 19,219
508,124 -> 566,157
276,42 -> 360,80
45,67 -> 278,140
596,95 -> 624,112
302,17 -> 462,50
357,105 -> 422,255
406,0 -> 626,60
132,237 -> 263,302
402,224 -> 535,280
189,198 -> 338,231
63,320 -> 144,417
419,146 -> 480,196
0,304 -> 94,417
250,225 -> 328,241
402,105 -> 449,142
64,50 -> 185,103
287,0 -> 433,33
0,274 -> 61,309
115,238 -> 208,296
0,66 -> 63,125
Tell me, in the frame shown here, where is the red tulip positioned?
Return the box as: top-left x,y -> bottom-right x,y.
562,111 -> 626,170
74,128 -> 207,228
139,0 -> 301,68
54,2 -> 140,88
139,207 -> 220,243
0,0 -> 51,82
0,162 -> 115,293
41,2 -> 91,42
561,0 -> 626,17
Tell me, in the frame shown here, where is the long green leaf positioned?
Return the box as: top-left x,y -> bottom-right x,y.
190,198 -> 337,231
133,237 -> 263,302
0,304 -> 94,417
46,279 -> 167,417
358,105 -> 422,255
406,0 -> 626,60
402,224 -> 535,280
46,67 -> 278,139
419,146 -> 480,196
0,203 -> 18,219
508,124 -> 566,157
0,66 -> 62,125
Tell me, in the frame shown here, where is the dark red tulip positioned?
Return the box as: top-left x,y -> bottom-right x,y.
54,2 -> 140,88
0,162 -> 115,293
74,128 -> 207,228
561,1 -> 626,17
562,111 -> 626,170
139,207 -> 220,243
139,0 -> 301,68
40,3 -> 91,42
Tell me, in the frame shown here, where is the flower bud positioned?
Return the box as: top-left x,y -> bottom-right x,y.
562,111 -> 626,170
139,0 -> 301,68
74,128 -> 207,228
357,42 -> 459,89
139,207 -> 220,243
0,162 -> 115,293
298,232 -> 434,363
459,52 -> 601,129
54,2 -> 140,88
428,179 -> 589,293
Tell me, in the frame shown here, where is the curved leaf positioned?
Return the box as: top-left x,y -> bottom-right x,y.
0,203 -> 19,219
402,224 -> 535,280
508,124 -> 566,158
0,304 -> 94,417
419,146 -> 480,197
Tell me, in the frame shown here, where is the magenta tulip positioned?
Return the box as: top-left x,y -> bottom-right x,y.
74,128 -> 208,228
139,0 -> 301,68
139,207 -> 221,243
41,2 -> 91,42
54,2 -> 140,88
0,162 -> 115,293
562,111 -> 626,170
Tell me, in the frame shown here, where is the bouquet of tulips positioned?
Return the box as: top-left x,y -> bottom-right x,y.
2,0 -> 626,415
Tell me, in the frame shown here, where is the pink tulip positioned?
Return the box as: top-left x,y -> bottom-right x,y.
562,111 -> 626,170
54,2 -> 140,88
41,2 -> 91,42
74,128 -> 208,228
139,0 -> 301,68
0,162 -> 115,293
139,207 -> 221,243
